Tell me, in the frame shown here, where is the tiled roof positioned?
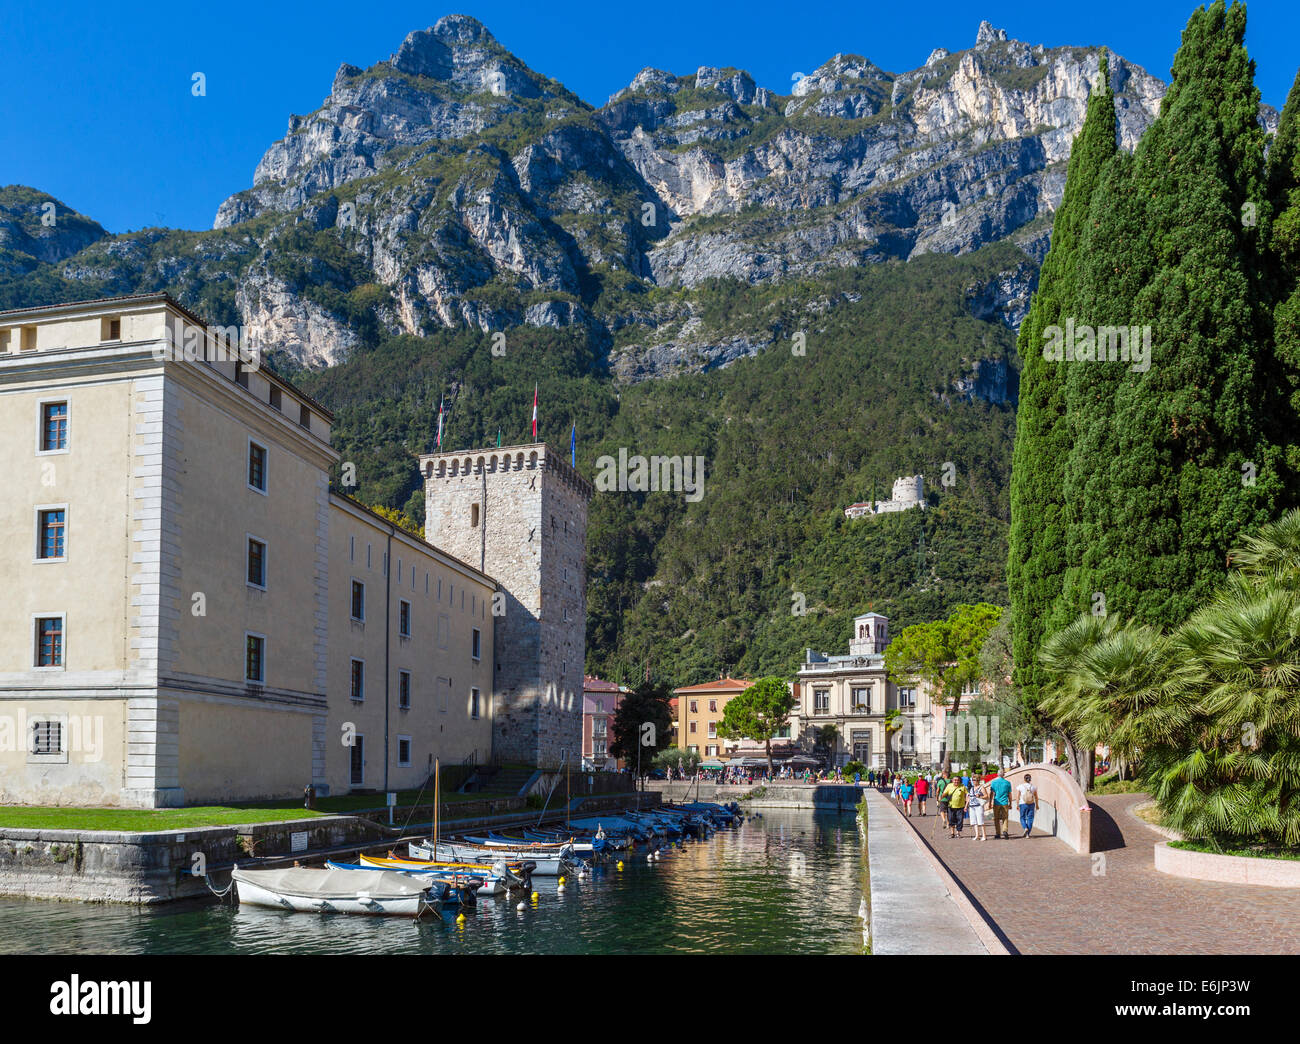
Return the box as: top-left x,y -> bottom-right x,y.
672,677 -> 752,694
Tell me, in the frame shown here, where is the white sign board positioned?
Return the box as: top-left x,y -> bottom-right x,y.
290,831 -> 309,853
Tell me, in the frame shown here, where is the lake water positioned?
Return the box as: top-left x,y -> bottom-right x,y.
0,808 -> 866,955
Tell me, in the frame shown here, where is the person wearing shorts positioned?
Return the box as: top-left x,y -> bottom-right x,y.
914,774 -> 929,816
899,780 -> 914,815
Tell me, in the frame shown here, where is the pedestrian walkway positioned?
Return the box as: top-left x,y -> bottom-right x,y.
862,789 -> 993,954
894,790 -> 1300,954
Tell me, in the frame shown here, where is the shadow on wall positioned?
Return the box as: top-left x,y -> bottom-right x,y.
1006,763 -> 1093,854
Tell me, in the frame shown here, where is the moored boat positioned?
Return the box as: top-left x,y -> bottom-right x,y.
408,839 -> 572,875
230,865 -> 438,916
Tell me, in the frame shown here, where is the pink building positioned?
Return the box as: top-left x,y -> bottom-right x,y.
583,675 -> 627,770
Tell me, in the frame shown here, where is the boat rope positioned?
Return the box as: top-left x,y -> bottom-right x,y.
204,872 -> 236,900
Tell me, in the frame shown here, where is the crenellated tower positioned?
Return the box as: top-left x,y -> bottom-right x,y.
418,443 -> 591,769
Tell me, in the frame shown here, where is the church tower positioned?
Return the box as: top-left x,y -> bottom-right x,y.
419,443 -> 592,769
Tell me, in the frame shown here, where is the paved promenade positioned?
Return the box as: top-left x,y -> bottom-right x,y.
862,789 -> 994,954
890,790 -> 1300,954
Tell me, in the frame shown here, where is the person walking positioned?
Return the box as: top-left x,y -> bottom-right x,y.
968,778 -> 989,840
899,777 -> 914,816
989,769 -> 1012,839
1017,774 -> 1039,837
942,776 -> 968,838
914,773 -> 929,816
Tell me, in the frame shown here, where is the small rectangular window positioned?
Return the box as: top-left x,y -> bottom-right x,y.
37,509 -> 66,559
21,325 -> 37,351
437,614 -> 449,650
247,538 -> 267,588
351,659 -> 365,701
299,404 -> 311,430
689,721 -> 697,734
35,617 -> 64,667
0,330 -> 10,352
245,634 -> 265,683
709,699 -> 717,713
471,688 -> 481,720
398,737 -> 412,765
472,627 -> 481,661
101,317 -> 121,341
235,361 -> 249,388
269,387 -> 282,412
470,503 -> 480,527
399,671 -> 411,710
351,580 -> 365,621
247,441 -> 267,491
40,402 -> 68,452
399,600 -> 411,638
31,719 -> 63,755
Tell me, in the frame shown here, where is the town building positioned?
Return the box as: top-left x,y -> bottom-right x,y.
793,612 -> 935,769
673,677 -> 772,769
0,293 -> 585,807
581,675 -> 626,770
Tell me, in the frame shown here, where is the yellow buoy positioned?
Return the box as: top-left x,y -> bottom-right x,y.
558,875 -> 566,884
531,891 -> 539,901
456,913 -> 466,923
616,861 -> 624,871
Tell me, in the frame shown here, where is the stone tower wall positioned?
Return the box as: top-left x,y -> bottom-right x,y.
419,444 -> 590,769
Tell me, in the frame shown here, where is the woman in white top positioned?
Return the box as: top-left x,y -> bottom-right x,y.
967,779 -> 988,840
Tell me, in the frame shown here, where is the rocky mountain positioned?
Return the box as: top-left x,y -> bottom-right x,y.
2,15 -> 1174,380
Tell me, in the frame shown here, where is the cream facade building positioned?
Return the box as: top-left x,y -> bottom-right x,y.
793,612 -> 936,769
0,294 -> 580,808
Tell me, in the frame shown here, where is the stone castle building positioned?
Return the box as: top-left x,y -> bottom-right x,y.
420,443 -> 591,768
844,475 -> 925,519
0,293 -> 587,807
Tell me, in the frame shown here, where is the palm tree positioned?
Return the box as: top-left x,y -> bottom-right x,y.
1038,614 -> 1171,790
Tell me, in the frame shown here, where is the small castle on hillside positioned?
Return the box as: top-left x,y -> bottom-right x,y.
845,475 -> 925,519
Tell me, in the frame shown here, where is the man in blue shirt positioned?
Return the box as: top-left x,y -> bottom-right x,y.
988,769 -> 1013,839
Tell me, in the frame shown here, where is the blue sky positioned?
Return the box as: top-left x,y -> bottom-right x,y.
3,0 -> 1297,233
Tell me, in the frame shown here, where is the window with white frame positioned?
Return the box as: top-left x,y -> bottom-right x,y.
35,615 -> 65,668
247,440 -> 267,492
247,537 -> 267,588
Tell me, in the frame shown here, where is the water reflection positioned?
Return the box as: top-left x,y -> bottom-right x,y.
0,809 -> 864,955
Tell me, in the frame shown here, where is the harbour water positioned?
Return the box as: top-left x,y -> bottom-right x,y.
0,808 -> 866,955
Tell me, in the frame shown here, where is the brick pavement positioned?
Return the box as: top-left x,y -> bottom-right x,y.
889,790 -> 1300,954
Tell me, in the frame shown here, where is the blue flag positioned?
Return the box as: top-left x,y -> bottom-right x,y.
570,422 -> 576,466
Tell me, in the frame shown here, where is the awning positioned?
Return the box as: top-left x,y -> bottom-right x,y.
701,760 -> 725,768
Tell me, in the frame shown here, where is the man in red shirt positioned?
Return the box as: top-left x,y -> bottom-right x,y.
914,774 -> 929,816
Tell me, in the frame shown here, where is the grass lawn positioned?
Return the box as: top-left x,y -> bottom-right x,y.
0,789 -> 515,833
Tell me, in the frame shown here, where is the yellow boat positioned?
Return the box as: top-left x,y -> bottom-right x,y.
359,852 -> 534,895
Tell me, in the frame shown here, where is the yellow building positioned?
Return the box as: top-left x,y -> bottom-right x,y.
0,294 -> 511,807
672,677 -> 752,767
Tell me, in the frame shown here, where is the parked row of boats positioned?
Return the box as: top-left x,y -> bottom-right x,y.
228,800 -> 742,917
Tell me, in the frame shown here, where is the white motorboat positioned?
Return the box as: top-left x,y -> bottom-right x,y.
231,865 -> 438,916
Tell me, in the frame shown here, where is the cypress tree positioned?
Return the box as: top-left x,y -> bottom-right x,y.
1266,69 -> 1300,480
1007,53 -> 1117,718
1059,0 -> 1283,632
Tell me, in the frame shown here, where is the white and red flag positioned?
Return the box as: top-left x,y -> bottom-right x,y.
531,384 -> 538,440
436,397 -> 445,449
